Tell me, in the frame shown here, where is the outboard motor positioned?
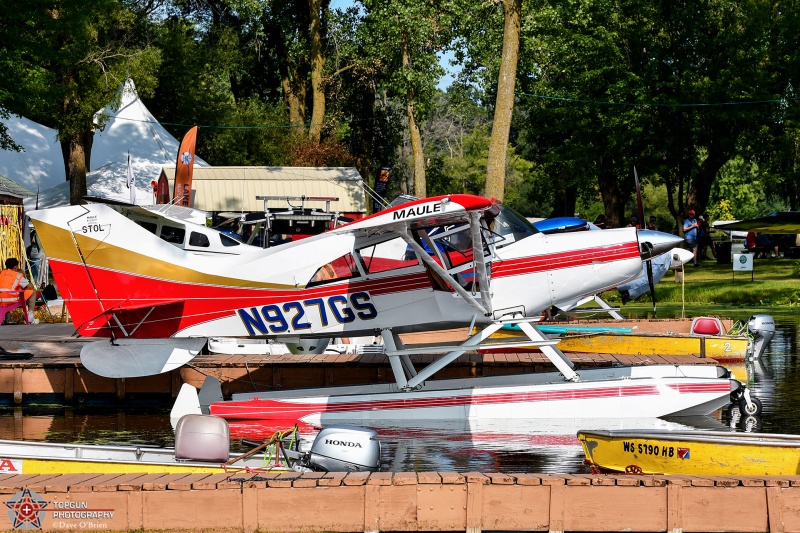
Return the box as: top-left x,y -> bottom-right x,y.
297,426 -> 380,472
285,338 -> 331,354
747,314 -> 775,359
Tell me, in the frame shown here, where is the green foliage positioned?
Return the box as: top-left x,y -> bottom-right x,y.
709,156 -> 790,220
197,98 -> 294,166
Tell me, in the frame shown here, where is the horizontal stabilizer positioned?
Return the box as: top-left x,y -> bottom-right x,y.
80,337 -> 208,378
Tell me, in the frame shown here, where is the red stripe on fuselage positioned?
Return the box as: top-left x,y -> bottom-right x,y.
49,239 -> 639,338
492,242 -> 640,278
209,381 -> 731,421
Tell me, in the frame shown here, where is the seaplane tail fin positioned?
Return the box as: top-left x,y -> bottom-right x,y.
80,337 -> 207,378
170,383 -> 203,429
29,204 -> 218,339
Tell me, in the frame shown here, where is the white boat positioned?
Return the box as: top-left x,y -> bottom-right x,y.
208,363 -> 747,424
0,414 -> 380,475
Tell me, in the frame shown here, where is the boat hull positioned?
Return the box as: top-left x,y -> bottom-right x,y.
578,429 -> 800,476
0,439 -> 295,475
210,365 -> 738,424
482,326 -> 750,362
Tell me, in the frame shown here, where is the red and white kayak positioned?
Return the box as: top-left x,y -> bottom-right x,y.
209,364 -> 741,425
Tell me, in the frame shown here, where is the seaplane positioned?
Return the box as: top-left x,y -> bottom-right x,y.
29,193 -> 759,423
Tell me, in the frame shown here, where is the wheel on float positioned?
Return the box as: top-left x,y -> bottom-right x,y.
739,396 -> 763,416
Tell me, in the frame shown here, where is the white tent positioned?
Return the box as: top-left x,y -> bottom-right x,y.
0,115 -> 63,194
0,78 -> 208,209
90,78 -> 208,172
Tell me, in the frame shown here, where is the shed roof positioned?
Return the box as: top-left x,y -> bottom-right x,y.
159,166 -> 367,213
0,174 -> 34,198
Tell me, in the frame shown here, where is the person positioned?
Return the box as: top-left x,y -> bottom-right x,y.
697,214 -> 715,260
0,258 -> 36,324
755,232 -> 780,258
745,231 -> 758,251
593,214 -> 607,229
27,231 -> 45,286
683,209 -> 700,266
626,215 -> 639,228
646,216 -> 657,231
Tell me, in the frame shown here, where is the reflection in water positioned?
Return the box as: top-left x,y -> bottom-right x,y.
0,306 -> 797,473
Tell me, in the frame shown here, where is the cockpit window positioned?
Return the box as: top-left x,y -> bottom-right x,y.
486,205 -> 538,247
307,253 -> 361,287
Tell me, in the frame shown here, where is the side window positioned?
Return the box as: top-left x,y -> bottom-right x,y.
159,225 -> 185,244
136,221 -> 158,235
220,233 -> 241,247
189,231 -> 210,247
358,237 -> 419,273
307,253 -> 360,286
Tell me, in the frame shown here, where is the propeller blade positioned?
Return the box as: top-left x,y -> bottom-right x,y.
634,166 -> 655,315
646,260 -> 656,317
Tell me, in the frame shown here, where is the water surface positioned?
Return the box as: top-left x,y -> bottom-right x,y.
2,306 -> 798,473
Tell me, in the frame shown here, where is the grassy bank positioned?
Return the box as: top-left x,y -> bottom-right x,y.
599,256 -> 800,307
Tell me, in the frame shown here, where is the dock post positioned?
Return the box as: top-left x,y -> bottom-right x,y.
64,367 -> 74,402
116,377 -> 126,401
13,367 -> 22,405
466,478 -> 483,533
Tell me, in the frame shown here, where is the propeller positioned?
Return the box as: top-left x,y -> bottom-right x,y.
634,167 -> 657,317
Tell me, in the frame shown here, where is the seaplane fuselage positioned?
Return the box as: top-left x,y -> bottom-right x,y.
30,195 -> 674,342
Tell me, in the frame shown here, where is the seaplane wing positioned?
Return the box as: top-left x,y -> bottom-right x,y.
30,194 -> 682,378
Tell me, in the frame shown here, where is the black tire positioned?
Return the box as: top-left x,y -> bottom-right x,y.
739,396 -> 763,416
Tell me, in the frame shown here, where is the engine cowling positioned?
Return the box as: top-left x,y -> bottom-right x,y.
305,426 -> 381,472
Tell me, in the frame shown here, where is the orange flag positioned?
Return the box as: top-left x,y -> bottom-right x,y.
173,126 -> 198,206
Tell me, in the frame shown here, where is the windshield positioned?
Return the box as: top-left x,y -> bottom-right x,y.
487,205 -> 539,247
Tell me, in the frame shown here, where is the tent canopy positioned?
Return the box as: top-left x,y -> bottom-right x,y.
714,212 -> 800,234
6,78 -> 207,207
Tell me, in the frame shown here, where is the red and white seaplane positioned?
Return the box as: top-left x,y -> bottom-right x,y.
29,194 -> 757,423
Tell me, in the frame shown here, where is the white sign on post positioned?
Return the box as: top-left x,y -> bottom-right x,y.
733,252 -> 754,281
733,253 -> 753,271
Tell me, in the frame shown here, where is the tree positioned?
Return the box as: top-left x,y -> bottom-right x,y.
485,0 -> 522,202
0,0 -> 161,205
513,0 -> 792,228
359,0 -> 448,198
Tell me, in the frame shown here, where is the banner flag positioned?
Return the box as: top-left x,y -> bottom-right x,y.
126,152 -> 136,204
173,126 -> 198,207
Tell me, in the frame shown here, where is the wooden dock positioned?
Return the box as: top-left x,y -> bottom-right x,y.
0,323 -> 719,405
2,470 -> 800,532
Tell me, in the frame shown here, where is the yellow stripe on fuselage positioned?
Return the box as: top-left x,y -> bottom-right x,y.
34,219 -> 292,290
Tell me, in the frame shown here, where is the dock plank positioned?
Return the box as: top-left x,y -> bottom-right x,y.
41,474 -> 108,493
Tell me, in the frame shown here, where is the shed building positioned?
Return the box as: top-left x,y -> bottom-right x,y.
157,166 -> 367,220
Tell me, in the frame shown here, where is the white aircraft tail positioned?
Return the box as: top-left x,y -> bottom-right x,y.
170,383 -> 203,428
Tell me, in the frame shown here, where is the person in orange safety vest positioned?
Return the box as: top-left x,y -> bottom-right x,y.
0,258 -> 36,324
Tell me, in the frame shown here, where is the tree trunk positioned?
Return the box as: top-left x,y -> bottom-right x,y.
282,74 -> 306,127
485,0 -> 522,202
61,131 -> 89,205
408,103 -> 425,198
686,141 -> 732,216
550,183 -> 577,218
597,156 -> 625,228
308,0 -> 326,144
402,42 -> 425,198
